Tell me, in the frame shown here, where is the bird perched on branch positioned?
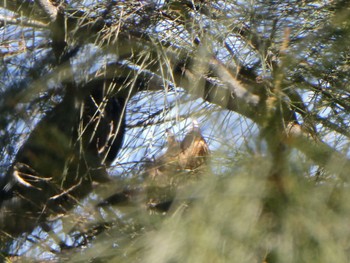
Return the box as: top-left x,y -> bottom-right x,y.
97,120 -> 209,213
147,119 -> 209,209
179,119 -> 209,170
146,119 -> 209,183
145,129 -> 181,183
165,128 -> 182,159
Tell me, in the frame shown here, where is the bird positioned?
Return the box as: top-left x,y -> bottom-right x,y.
179,119 -> 209,170
146,120 -> 209,180
146,120 -> 209,210
145,128 -> 181,183
97,120 -> 209,214
164,128 -> 182,158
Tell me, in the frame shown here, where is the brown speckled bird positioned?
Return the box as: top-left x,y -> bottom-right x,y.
179,119 -> 209,170
146,120 -> 209,182
100,120 -> 209,213
146,129 -> 181,182
164,128 -> 182,158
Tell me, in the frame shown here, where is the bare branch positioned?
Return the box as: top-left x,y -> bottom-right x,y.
0,14 -> 48,28
35,0 -> 58,22
0,0 -> 49,24
289,132 -> 350,180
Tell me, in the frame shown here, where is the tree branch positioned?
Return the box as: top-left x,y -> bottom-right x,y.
94,57 -> 350,180
290,133 -> 350,180
35,0 -> 58,22
0,0 -> 49,24
0,14 -> 48,28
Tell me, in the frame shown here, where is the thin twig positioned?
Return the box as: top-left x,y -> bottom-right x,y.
0,14 -> 48,28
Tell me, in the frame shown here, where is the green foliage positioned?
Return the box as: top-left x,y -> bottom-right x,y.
64,155 -> 350,263
0,0 -> 350,262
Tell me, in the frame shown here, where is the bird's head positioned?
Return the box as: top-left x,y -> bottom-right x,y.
189,119 -> 202,136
